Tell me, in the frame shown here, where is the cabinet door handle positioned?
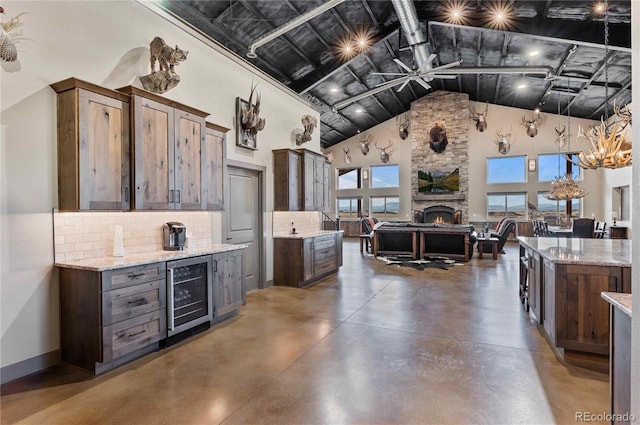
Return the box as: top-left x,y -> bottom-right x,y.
176,190 -> 181,203
168,268 -> 175,330
128,329 -> 146,339
214,260 -> 217,273
124,187 -> 129,203
169,190 -> 174,203
128,272 -> 145,279
127,298 -> 148,307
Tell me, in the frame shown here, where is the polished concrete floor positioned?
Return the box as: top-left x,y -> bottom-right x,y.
1,240 -> 609,424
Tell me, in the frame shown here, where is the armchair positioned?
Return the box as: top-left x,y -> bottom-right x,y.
480,218 -> 516,254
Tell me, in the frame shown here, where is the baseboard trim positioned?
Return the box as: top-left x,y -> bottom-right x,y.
1,350 -> 61,385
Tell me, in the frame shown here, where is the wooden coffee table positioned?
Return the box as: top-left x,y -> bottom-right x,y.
477,237 -> 499,260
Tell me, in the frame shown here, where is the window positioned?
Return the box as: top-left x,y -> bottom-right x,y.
487,156 -> 526,184
487,193 -> 527,219
613,185 -> 630,221
337,168 -> 361,189
337,197 -> 361,218
536,193 -> 580,220
371,196 -> 399,219
370,164 -> 399,188
538,153 -> 580,182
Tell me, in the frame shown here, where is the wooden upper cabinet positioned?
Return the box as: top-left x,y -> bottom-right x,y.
204,122 -> 229,211
273,148 -> 330,212
118,86 -> 208,210
51,78 -> 131,211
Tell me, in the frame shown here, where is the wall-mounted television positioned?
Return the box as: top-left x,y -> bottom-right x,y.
418,167 -> 460,193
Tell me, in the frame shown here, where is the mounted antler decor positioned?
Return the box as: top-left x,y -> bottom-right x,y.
375,140 -> 394,164
359,133 -> 372,155
521,112 -> 543,137
139,36 -> 188,94
554,125 -> 567,149
236,83 -> 266,149
343,147 -> 351,165
295,115 -> 317,146
429,121 -> 448,153
396,113 -> 410,140
494,128 -> 512,155
469,102 -> 488,132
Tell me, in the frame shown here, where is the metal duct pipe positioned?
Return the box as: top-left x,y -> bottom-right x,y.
428,66 -> 554,76
391,0 -> 432,70
247,0 -> 345,58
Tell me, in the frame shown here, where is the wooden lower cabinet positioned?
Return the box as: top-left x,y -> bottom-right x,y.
557,264 -> 619,355
610,306 -> 631,424
59,262 -> 167,375
274,232 -> 343,287
528,250 -> 542,321
212,250 -> 245,318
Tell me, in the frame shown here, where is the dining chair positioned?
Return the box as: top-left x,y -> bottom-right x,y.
572,218 -> 595,238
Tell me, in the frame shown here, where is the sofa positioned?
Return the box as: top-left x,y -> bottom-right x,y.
373,222 -> 477,261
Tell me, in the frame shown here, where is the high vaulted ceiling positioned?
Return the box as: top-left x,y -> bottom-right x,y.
160,0 -> 632,148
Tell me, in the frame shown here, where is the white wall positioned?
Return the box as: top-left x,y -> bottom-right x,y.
0,1 -> 319,372
326,117 -> 413,221
326,100 -> 604,223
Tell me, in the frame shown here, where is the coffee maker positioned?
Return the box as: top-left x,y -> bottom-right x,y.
162,222 -> 186,250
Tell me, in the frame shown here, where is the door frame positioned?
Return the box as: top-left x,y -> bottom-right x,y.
224,160 -> 266,290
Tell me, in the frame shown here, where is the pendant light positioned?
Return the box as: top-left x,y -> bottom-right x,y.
574,0 -> 632,169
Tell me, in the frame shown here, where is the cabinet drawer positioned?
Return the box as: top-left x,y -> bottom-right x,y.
314,235 -> 336,250
102,263 -> 165,291
102,280 -> 166,326
102,310 -> 166,363
314,246 -> 336,262
314,257 -> 336,275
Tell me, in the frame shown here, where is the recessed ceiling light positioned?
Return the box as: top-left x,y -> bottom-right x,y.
355,107 -> 364,114
517,83 -> 527,90
593,2 -> 606,15
486,3 -> 514,30
443,1 -> 468,25
529,50 -> 540,57
330,86 -> 340,93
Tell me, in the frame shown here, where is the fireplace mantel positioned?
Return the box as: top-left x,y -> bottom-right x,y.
413,193 -> 466,201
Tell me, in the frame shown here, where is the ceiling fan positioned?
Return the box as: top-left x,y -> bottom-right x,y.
371,54 -> 461,92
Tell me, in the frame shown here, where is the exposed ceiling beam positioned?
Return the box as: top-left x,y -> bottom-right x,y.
343,66 -> 392,119
535,44 -> 578,107
429,20 -> 631,52
293,24 -> 400,94
587,80 -> 632,119
475,31 -> 482,101
426,22 -> 446,91
361,53 -> 405,111
561,50 -> 619,115
451,27 -> 463,93
493,34 -> 510,104
382,39 -> 419,100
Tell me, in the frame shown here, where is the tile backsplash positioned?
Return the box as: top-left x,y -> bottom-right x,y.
54,211 -> 213,262
272,211 -> 321,235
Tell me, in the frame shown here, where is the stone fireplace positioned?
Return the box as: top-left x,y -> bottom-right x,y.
410,91 -> 469,223
423,205 -> 456,224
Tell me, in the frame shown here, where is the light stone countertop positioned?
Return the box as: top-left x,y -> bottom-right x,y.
55,244 -> 247,271
601,292 -> 632,317
273,230 -> 343,239
517,237 -> 631,267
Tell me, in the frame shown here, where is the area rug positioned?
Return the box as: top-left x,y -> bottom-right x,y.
375,255 -> 462,270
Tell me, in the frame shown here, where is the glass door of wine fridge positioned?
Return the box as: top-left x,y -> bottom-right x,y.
166,255 -> 213,337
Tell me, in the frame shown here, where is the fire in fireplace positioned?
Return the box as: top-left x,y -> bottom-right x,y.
423,205 -> 455,224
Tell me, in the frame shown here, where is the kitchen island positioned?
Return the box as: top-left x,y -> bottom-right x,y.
518,237 -> 631,371
274,230 -> 343,287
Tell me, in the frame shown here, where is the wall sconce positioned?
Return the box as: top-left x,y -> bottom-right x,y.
362,169 -> 369,180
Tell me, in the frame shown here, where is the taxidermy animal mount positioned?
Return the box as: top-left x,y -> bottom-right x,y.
295,115 -> 317,146
140,36 -> 188,94
429,122 -> 448,153
495,128 -> 512,155
375,140 -> 394,164
359,133 -> 372,155
239,83 -> 266,148
396,114 -> 410,140
469,102 -> 488,132
343,147 -> 351,165
522,113 -> 542,137
0,7 -> 26,63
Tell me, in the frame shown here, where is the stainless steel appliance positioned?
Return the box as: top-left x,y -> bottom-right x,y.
163,222 -> 186,251
166,256 -> 213,337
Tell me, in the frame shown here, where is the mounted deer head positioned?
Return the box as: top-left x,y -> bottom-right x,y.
469,102 -> 489,132
323,149 -> 334,163
521,113 -> 542,137
429,121 -> 448,153
343,147 -> 351,165
495,128 -> 512,155
374,140 -> 394,164
396,113 -> 410,140
359,133 -> 372,155
555,125 -> 567,149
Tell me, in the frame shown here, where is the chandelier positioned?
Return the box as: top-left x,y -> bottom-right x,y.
543,174 -> 588,201
573,0 -> 633,170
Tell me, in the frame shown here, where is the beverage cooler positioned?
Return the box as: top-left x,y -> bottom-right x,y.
166,256 -> 213,337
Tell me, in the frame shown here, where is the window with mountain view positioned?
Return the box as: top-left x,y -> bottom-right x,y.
487,192 -> 527,219
371,196 -> 399,219
337,197 -> 361,218
538,153 -> 580,182
537,193 -> 580,219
